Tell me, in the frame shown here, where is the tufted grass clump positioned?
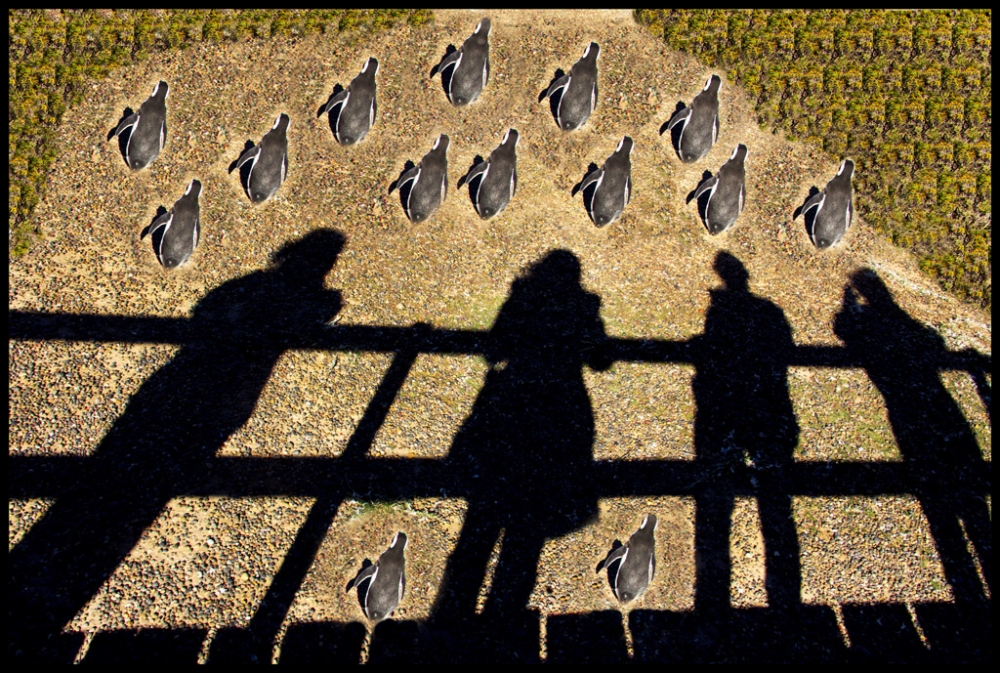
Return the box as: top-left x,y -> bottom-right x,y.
635,9 -> 991,310
8,9 -> 433,257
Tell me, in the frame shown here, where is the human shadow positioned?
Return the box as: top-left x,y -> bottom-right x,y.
421,249 -> 612,661
834,269 -> 992,604
689,252 -> 802,614
8,229 -> 346,663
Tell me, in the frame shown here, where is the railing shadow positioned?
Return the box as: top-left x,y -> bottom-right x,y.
8,237 -> 992,663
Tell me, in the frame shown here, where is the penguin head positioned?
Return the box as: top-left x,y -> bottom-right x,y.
502,128 -> 520,147
363,56 -> 379,77
273,112 -> 291,133
640,513 -> 658,531
616,136 -> 634,156
432,134 -> 450,153
838,158 -> 855,180
185,179 -> 203,200
152,80 -> 170,100
705,73 -> 722,95
391,531 -> 408,550
583,41 -> 600,61
475,17 -> 491,36
731,143 -> 749,163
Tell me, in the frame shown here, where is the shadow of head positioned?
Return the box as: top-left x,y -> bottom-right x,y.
713,251 -> 749,292
848,268 -> 896,309
269,229 -> 345,284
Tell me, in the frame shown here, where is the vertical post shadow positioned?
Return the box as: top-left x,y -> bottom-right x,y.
690,252 -> 802,614
9,230 -> 346,663
834,269 -> 992,604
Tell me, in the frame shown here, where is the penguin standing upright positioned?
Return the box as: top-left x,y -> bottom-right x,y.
232,113 -> 290,204
317,56 -> 379,146
389,134 -> 450,223
596,513 -> 658,604
539,42 -> 601,131
798,159 -> 855,249
691,143 -> 748,235
141,179 -> 202,269
430,18 -> 491,106
112,80 -> 169,170
660,74 -> 722,163
573,136 -> 633,227
346,532 -> 408,622
458,128 -> 519,220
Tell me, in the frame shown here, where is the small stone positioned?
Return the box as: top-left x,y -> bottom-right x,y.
90,146 -> 101,163
188,134 -> 198,148
647,89 -> 657,105
372,201 -> 383,216
618,94 -> 628,110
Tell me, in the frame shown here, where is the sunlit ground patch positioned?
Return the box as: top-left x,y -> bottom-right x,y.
8,499 -> 55,550
729,497 -> 768,608
938,370 -> 992,461
68,496 -> 315,632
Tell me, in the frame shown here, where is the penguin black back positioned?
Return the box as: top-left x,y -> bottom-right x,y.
142,179 -> 202,269
596,513 -> 657,603
541,42 -> 600,131
346,532 -> 408,622
459,128 -> 519,220
113,80 -> 169,170
661,74 -> 721,163
234,113 -> 290,204
319,56 -> 379,146
390,134 -> 450,223
431,17 -> 491,106
692,143 -> 748,235
802,159 -> 855,249
575,136 -> 633,227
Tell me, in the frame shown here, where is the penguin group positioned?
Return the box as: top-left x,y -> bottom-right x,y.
109,14 -> 855,265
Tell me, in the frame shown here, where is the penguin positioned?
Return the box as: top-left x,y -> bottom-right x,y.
113,80 -> 169,170
573,136 -> 633,227
457,128 -> 519,220
660,74 -> 722,164
430,17 -> 491,106
317,56 -> 379,146
345,532 -> 408,622
596,513 -> 657,604
232,113 -> 290,204
141,179 -> 202,269
539,42 -> 600,131
691,143 -> 748,235
389,134 -> 450,223
798,159 -> 855,249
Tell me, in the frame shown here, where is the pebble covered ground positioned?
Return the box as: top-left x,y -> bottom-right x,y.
9,10 -> 992,663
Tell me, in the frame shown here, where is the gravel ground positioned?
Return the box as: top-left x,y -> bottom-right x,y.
9,10 -> 991,663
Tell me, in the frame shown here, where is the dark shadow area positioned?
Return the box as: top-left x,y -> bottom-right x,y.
546,611 -> 628,663
658,101 -> 687,156
317,83 -> 346,138
429,44 -> 458,98
227,139 -> 257,200
834,269 -> 992,604
794,185 -> 822,241
690,252 -> 802,614
538,67 -> 567,125
107,106 -> 135,166
82,627 -> 207,664
9,229 -> 346,663
278,621 -> 366,664
368,619 -> 422,663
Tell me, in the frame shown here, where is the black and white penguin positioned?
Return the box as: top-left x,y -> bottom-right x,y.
389,134 -> 450,223
539,41 -> 600,131
660,74 -> 722,164
799,159 -> 855,249
430,17 -> 491,106
346,532 -> 408,622
317,56 -> 379,146
596,513 -> 657,604
141,179 -> 202,269
691,143 -> 748,235
113,80 -> 169,170
233,113 -> 290,204
457,128 -> 519,220
573,136 -> 633,227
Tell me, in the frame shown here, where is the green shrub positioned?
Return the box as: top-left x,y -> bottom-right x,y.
8,9 -> 434,257
636,9 -> 992,310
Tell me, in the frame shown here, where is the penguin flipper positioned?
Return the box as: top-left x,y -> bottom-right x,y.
576,167 -> 604,195
346,561 -> 377,592
664,107 -> 691,133
389,165 -> 420,194
458,160 -> 488,189
114,113 -> 139,137
692,175 -> 719,201
541,73 -> 571,101
234,145 -> 261,171
596,543 -> 628,573
141,211 -> 172,240
799,192 -> 824,219
431,49 -> 461,78
319,89 -> 349,117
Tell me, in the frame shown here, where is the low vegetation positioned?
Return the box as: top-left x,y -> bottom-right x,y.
635,9 -> 991,309
8,9 -> 432,256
